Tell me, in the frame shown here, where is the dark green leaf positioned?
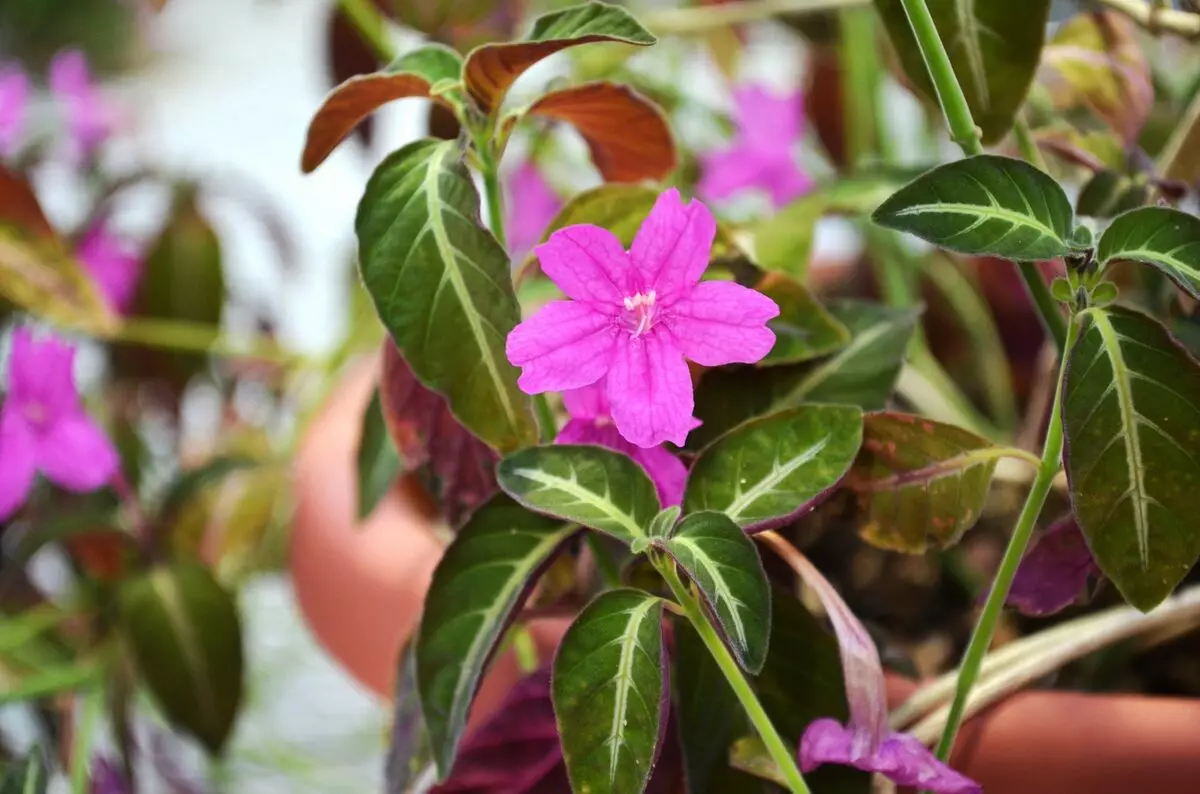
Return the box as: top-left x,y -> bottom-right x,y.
757,272 -> 850,366
356,138 -> 537,453
0,659 -> 100,706
658,512 -> 771,672
871,155 -> 1074,260
416,494 -> 575,778
553,589 -> 666,794
1075,170 -> 1150,219
386,638 -> 431,793
846,411 -> 1002,553
672,621 -> 744,794
648,506 -> 680,539
0,749 -> 48,794
754,170 -> 916,277
1096,206 -> 1200,299
684,406 -> 863,531
875,0 -> 1050,143
158,456 -> 259,527
496,445 -> 659,544
118,564 -> 244,754
1062,306 -> 1200,610
465,1 -> 656,112
357,386 -> 403,519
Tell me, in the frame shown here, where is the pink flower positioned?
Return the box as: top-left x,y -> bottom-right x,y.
0,63 -> 29,157
76,221 -> 143,314
49,49 -> 116,158
0,330 -> 120,521
506,188 -> 779,449
697,85 -> 813,208
505,160 -> 561,262
557,380 -> 691,506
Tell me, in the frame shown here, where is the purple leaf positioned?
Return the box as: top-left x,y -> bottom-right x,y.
1007,514 -> 1102,616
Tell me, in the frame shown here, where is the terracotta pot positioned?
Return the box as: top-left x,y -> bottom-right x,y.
291,362 -> 1200,792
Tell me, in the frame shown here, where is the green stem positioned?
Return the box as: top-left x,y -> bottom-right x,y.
482,159 -> 508,251
107,317 -> 309,368
933,313 -> 1081,762
533,394 -> 557,443
70,687 -> 102,794
897,0 -> 1067,355
337,0 -> 397,61
657,557 -> 811,794
839,8 -> 881,166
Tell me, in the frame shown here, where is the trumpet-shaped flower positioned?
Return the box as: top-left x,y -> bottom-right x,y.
49,49 -> 116,158
505,160 -> 561,262
507,188 -> 778,448
697,85 -> 813,208
0,330 -> 119,521
0,64 -> 29,156
77,220 -> 142,314
557,380 -> 690,506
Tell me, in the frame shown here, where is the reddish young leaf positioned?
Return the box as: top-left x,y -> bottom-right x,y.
804,47 -> 846,168
525,82 -> 676,183
325,5 -> 384,151
1007,515 -> 1102,616
0,165 -> 54,238
379,340 -> 498,527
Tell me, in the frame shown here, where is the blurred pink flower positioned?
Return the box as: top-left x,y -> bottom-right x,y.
504,160 -> 561,261
76,221 -> 142,314
697,85 -> 813,208
506,188 -> 778,448
557,380 -> 691,506
49,49 -> 116,158
0,329 -> 119,521
0,63 -> 29,156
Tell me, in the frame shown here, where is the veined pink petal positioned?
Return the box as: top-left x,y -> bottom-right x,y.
631,444 -> 687,507
535,224 -> 630,305
505,161 -> 561,261
562,381 -> 610,421
668,280 -> 779,366
77,221 -> 142,314
506,300 -> 616,394
629,189 -> 716,304
49,49 -> 114,157
0,407 -> 37,522
8,329 -> 79,419
606,333 -> 693,448
695,148 -> 771,204
0,64 -> 29,157
36,412 -> 119,491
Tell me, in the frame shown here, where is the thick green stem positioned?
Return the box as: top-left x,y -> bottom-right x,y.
933,313 -> 1080,762
1016,260 -> 1068,351
482,159 -> 508,251
108,317 -> 308,367
839,8 -> 881,166
657,558 -> 811,794
70,687 -> 102,794
337,0 -> 397,61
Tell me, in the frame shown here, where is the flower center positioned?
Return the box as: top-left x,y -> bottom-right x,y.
620,290 -> 657,338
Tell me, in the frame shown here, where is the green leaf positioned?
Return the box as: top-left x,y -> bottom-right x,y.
1096,206 -> 1200,299
684,405 -> 863,531
648,505 -> 681,539
0,658 -> 100,707
846,411 -> 1002,553
754,170 -> 917,278
871,155 -> 1074,260
496,445 -> 660,544
465,1 -> 656,113
356,138 -> 537,453
657,512 -> 771,673
1075,169 -> 1150,220
118,564 -> 244,754
553,588 -> 666,794
0,749 -> 48,794
757,272 -> 850,366
416,494 -> 575,778
874,0 -> 1050,143
1062,306 -> 1200,610
357,386 -> 403,519
0,227 -> 118,335
157,455 -> 259,527
672,620 -> 743,794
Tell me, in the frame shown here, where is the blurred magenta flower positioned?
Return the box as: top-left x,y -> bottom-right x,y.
557,380 -> 691,506
506,188 -> 778,448
505,160 -> 561,262
90,757 -> 129,794
0,329 -> 119,521
787,546 -> 980,793
697,85 -> 813,208
0,63 -> 29,156
76,221 -> 143,314
1006,515 -> 1102,616
49,49 -> 116,158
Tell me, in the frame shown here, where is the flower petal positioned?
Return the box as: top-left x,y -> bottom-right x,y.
629,189 -> 716,303
668,280 -> 779,366
37,413 -> 119,492
1006,515 -> 1101,616
49,49 -> 114,156
632,444 -> 688,507
606,333 -> 694,448
506,300 -> 616,394
505,161 -> 562,261
0,64 -> 30,156
535,224 -> 630,305
696,148 -> 770,204
562,381 -> 610,421
765,160 -> 815,208
800,721 -> 980,794
734,85 -> 802,150
8,329 -> 79,419
76,221 -> 142,314
0,408 -> 37,522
